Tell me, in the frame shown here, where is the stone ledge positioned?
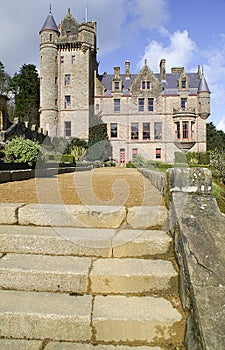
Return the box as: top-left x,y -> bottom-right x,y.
171,193 -> 225,350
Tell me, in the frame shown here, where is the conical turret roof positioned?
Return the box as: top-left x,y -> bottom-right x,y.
40,10 -> 59,34
198,73 -> 210,93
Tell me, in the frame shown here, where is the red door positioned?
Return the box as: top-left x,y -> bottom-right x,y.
120,149 -> 125,166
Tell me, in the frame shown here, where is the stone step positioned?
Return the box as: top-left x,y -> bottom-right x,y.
0,339 -> 165,349
93,295 -> 184,345
90,258 -> 178,294
0,225 -> 172,258
0,290 -> 92,341
0,254 -> 92,294
0,290 -> 184,346
0,254 -> 177,294
0,204 -> 168,229
45,343 -> 164,350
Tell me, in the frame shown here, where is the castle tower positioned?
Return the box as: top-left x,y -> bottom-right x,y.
198,72 -> 210,120
39,8 -> 59,136
39,8 -> 97,140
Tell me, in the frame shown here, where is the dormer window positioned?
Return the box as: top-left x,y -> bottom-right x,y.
114,81 -> 120,91
181,80 -> 186,89
141,80 -> 150,90
178,73 -> 189,91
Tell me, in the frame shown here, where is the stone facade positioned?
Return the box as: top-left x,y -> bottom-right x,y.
39,9 -> 97,141
40,9 -> 210,164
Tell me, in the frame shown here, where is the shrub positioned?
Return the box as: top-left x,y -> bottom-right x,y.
209,150 -> 225,184
45,153 -> 75,164
186,152 -> 210,165
4,136 -> 44,167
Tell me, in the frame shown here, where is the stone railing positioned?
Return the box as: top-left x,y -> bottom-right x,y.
139,167 -> 225,350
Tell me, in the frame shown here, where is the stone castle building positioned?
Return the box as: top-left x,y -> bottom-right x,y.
39,9 -> 210,164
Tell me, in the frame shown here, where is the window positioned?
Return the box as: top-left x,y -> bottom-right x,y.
55,77 -> 57,84
182,121 -> 189,139
55,99 -> 57,107
114,81 -> 120,91
175,122 -> 180,139
110,123 -> 117,138
65,74 -> 71,86
50,33 -> 52,42
181,98 -> 187,110
143,122 -> 150,140
65,95 -> 71,109
141,80 -> 150,90
114,99 -> 120,112
72,55 -> 75,64
96,103 -> 99,110
61,56 -> 64,64
131,122 -> 139,140
132,148 -> 138,158
138,98 -> 144,112
181,80 -> 186,89
191,121 -> 195,139
148,98 -> 154,112
156,148 -> 161,159
154,122 -> 162,140
64,121 -> 71,137
66,31 -> 71,37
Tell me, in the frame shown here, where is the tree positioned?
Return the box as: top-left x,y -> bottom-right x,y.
86,115 -> 111,161
207,122 -> 225,152
0,61 -> 11,96
10,64 -> 40,125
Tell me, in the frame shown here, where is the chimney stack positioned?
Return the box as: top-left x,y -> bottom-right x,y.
160,59 -> 166,81
125,60 -> 131,80
114,66 -> 120,79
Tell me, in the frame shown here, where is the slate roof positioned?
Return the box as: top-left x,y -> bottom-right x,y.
40,12 -> 59,34
98,72 -> 201,96
198,73 -> 210,93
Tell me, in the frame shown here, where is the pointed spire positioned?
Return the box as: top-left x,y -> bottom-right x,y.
40,7 -> 59,34
198,73 -> 210,93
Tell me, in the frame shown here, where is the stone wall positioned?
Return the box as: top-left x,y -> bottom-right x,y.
139,167 -> 225,350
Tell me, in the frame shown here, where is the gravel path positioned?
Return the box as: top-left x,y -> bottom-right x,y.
0,168 -> 164,208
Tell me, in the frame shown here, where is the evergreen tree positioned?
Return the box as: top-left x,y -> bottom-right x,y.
10,64 -> 40,125
86,114 -> 112,161
207,122 -> 225,152
0,61 -> 11,95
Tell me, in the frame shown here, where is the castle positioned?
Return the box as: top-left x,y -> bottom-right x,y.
39,8 -> 210,164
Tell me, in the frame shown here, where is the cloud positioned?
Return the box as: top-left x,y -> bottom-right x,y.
201,34 -> 225,130
0,0 -> 169,75
138,29 -> 197,72
127,0 -> 169,31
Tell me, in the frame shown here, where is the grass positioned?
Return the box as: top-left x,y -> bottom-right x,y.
212,180 -> 225,213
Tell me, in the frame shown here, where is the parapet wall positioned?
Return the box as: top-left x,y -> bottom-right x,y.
139,167 -> 225,350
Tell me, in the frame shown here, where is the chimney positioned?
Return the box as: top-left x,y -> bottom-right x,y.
160,59 -> 166,81
125,60 -> 131,80
114,66 -> 120,79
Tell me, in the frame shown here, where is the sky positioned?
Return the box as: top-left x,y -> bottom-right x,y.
0,0 -> 225,131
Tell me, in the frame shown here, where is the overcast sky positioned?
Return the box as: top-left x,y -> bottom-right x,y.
1,0 -> 225,131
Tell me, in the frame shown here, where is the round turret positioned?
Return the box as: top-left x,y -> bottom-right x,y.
198,73 -> 210,120
39,9 -> 59,136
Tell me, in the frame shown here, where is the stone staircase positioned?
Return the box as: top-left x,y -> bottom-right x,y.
0,204 -> 186,349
